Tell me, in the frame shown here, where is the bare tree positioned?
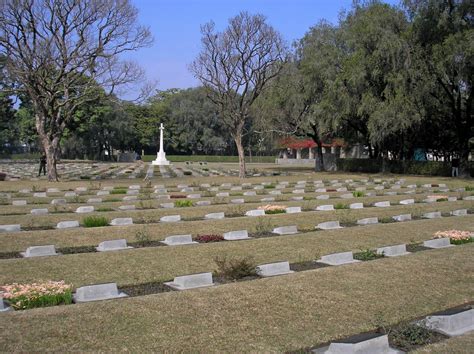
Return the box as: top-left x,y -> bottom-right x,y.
190,11 -> 287,178
0,0 -> 152,181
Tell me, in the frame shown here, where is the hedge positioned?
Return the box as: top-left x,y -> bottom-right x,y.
142,155 -> 275,163
336,158 -> 474,177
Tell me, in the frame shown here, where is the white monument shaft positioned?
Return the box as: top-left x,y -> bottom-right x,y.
152,123 -> 170,166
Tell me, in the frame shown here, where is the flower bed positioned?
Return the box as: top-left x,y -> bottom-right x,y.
258,204 -> 287,214
1,281 -> 73,310
194,234 -> 224,243
170,195 -> 186,199
433,230 -> 473,245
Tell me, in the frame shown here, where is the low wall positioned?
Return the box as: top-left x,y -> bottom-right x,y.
276,154 -> 337,171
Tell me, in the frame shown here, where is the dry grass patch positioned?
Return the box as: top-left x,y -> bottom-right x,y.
0,245 -> 472,352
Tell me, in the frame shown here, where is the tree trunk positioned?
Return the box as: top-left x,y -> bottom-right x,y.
234,132 -> 246,178
41,137 -> 60,181
315,143 -> 325,172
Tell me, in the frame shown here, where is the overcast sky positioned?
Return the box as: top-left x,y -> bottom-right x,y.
129,0 -> 399,93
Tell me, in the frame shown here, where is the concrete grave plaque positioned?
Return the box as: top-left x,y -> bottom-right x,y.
291,196 -> 304,201
21,245 -> 58,257
87,198 -> 102,203
0,224 -> 21,233
231,186 -> 242,191
12,200 -> 27,206
231,199 -> 245,204
223,230 -> 250,240
216,192 -> 229,197
51,199 -> 67,205
313,333 -> 402,354
126,190 -> 139,195
285,207 -> 301,214
315,188 -> 327,193
448,197 -> 457,202
75,187 -> 88,192
336,188 -> 348,192
261,197 -> 275,202
160,215 -> 181,222
316,195 -> 330,200
119,205 -> 136,211
180,188 -> 193,193
423,238 -> 454,249
424,309 -> 474,337
187,194 -> 201,199
123,196 -> 138,201
374,201 -> 390,207
317,251 -> 360,266
205,212 -> 225,220
256,261 -> 293,277
463,196 -> 474,201
269,190 -> 282,195
350,203 -> 364,209
392,214 -> 412,222
73,283 -> 128,303
196,200 -> 211,206
165,272 -> 214,290
316,205 -> 334,211
292,189 -> 305,194
30,208 -> 49,215
161,203 -> 175,209
399,199 -> 414,205
376,244 -> 410,257
245,209 -> 265,217
97,191 -> 110,196
76,206 -> 94,213
110,218 -> 133,226
64,191 -> 77,197
243,191 -> 257,196
162,234 -> 197,246
317,221 -> 343,230
96,239 -> 132,252
357,217 -> 378,225
423,211 -> 442,219
47,188 -> 60,193
272,225 -> 298,235
451,209 -> 467,216
0,297 -> 12,312
253,185 -> 264,190
56,220 -> 79,229
33,192 -> 47,198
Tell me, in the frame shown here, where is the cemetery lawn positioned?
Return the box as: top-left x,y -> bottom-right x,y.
0,244 -> 472,352
0,217 -> 472,287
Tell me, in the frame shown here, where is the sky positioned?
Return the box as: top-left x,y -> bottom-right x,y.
129,0 -> 399,92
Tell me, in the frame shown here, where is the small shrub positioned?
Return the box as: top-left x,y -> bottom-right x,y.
436,198 -> 448,202
202,168 -> 209,171
170,195 -> 186,199
264,209 -> 286,215
263,184 -> 275,189
96,207 -> 114,212
135,227 -> 151,246
110,189 -> 127,194
390,321 -> 438,351
258,204 -> 286,214
183,171 -> 192,176
214,255 -> 257,280
254,217 -> 273,236
174,199 -> 194,207
352,191 -> 365,197
334,203 -> 348,210
80,175 -> 91,180
379,217 -> 393,223
82,215 -> 108,227
194,234 -> 224,243
1,281 -> 73,310
226,205 -> 245,217
465,185 -> 474,192
354,249 -> 383,261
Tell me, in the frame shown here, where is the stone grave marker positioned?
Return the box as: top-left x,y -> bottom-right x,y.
30,208 -> 49,215
292,189 -> 305,194
399,199 -> 414,205
161,202 -> 175,209
316,221 -> 343,230
231,199 -> 245,204
110,218 -> 133,226
349,203 -> 364,209
317,251 -> 360,266
0,297 -> 12,312
21,245 -> 58,257
256,261 -> 293,277
223,230 -> 250,240
357,217 -> 378,225
0,224 -> 21,232
165,272 -> 214,290
272,225 -> 298,235
76,206 -> 94,213
291,196 -> 304,201
12,200 -> 27,206
97,191 -> 110,196
392,214 -> 412,222
160,215 -> 181,222
285,207 -> 301,214
261,197 -> 275,202
316,195 -> 330,200
423,211 -> 442,219
216,192 -> 230,197
96,239 -> 132,252
205,212 -> 225,220
51,199 -> 66,205
451,209 -> 467,216
316,205 -> 334,211
187,194 -> 201,199
196,201 -> 211,206
119,205 -> 136,211
376,244 -> 410,257
33,192 -> 47,198
313,333 -> 402,354
56,220 -> 80,229
65,191 -> 77,197
47,188 -> 60,193
448,197 -> 457,202
243,191 -> 257,196
423,238 -> 454,249
123,196 -> 138,201
87,198 -> 102,203
374,201 -> 390,207
424,308 -> 474,337
245,209 -> 265,217
73,283 -> 128,303
162,234 -> 197,246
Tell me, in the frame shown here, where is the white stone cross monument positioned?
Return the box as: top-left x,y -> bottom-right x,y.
152,123 -> 170,166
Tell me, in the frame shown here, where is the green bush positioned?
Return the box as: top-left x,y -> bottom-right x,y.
213,256 -> 257,280
82,216 -> 109,227
352,191 -> 365,197
142,155 -> 275,163
174,199 -> 194,207
264,209 -> 286,214
183,171 -> 192,176
263,184 -> 276,189
334,203 -> 348,210
110,189 -> 127,194
354,249 -> 383,261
